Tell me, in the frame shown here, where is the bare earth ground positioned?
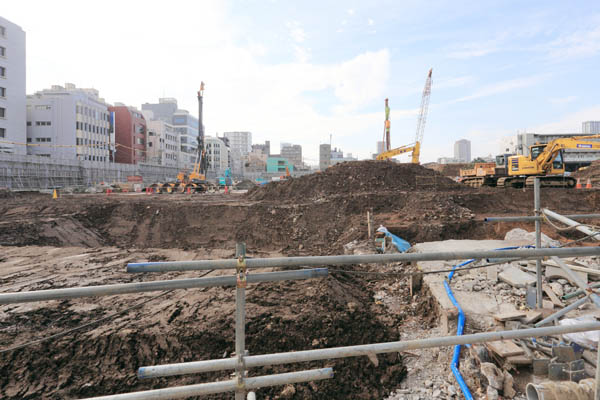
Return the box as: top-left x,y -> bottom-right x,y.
1,161 -> 599,399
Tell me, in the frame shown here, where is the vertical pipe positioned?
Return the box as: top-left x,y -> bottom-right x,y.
367,210 -> 372,239
247,392 -> 256,400
534,177 -> 543,309
596,345 -> 600,400
235,242 -> 247,400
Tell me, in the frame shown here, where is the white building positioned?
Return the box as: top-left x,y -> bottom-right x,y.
0,17 -> 26,154
223,131 -> 251,174
583,121 -> 600,134
206,136 -> 230,173
330,147 -> 358,165
516,132 -> 600,170
453,139 -> 471,162
144,111 -> 179,167
26,84 -> 113,161
280,143 -> 302,168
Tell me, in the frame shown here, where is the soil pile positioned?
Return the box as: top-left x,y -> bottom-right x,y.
424,162 -> 471,177
248,161 -> 462,201
574,160 -> 600,183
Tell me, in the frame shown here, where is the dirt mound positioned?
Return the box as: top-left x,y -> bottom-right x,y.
424,162 -> 471,177
234,179 -> 256,190
574,160 -> 600,183
248,161 -> 462,201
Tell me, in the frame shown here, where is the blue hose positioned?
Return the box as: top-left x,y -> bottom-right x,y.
444,245 -> 530,400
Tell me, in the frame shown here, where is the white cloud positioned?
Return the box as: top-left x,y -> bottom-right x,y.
533,105 -> 600,133
285,21 -> 307,43
347,9 -> 355,16
449,74 -> 549,103
548,96 -> 577,105
367,18 -> 374,26
546,26 -> 600,60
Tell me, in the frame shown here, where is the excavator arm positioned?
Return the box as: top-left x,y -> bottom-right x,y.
376,144 -> 416,161
535,135 -> 600,172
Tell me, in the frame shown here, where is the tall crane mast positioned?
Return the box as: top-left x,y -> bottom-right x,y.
412,68 -> 432,164
196,82 -> 207,176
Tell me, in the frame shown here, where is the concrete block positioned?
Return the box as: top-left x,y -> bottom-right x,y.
499,266 -> 536,288
545,265 -> 588,285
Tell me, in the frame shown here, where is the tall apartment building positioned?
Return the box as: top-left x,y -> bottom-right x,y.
453,139 -> 471,163
142,98 -> 198,170
143,110 -> 179,167
319,143 -> 331,170
108,104 -> 147,164
0,17 -> 26,154
26,84 -> 113,161
206,136 -> 230,173
583,121 -> 600,134
280,144 -> 302,168
223,131 -> 252,175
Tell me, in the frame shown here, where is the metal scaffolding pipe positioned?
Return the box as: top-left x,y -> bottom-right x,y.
126,247 -> 600,273
535,178 -> 543,309
137,322 -> 600,378
534,295 -> 590,327
0,269 -> 329,305
543,208 -> 600,241
484,214 -> 600,223
551,257 -> 600,307
82,368 -> 333,400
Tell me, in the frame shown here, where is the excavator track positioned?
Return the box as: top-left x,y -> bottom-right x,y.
496,177 -> 525,188
524,175 -> 576,188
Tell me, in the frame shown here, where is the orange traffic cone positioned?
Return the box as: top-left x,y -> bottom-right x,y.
187,187 -> 191,194
224,185 -> 229,194
106,188 -> 112,196
576,178 -> 582,189
52,189 -> 59,199
586,178 -> 593,189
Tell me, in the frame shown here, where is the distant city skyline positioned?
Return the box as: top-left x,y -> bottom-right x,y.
2,1 -> 600,164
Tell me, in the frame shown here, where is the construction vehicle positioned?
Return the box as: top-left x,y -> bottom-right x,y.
376,68 -> 432,164
215,168 -> 233,188
458,154 -> 512,187
150,82 -> 211,193
497,135 -> 600,188
459,135 -> 600,188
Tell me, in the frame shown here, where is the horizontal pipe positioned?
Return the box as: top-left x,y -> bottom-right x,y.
0,269 -> 328,305
138,322 -> 600,378
127,247 -> 600,273
83,368 -> 333,400
543,208 -> 600,242
534,295 -> 590,327
563,282 -> 600,300
484,214 -> 600,223
551,256 -> 600,307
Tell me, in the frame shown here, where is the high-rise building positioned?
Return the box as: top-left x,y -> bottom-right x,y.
0,17 -> 26,154
108,104 -> 147,164
319,144 -> 331,170
280,144 -> 302,168
142,98 -> 198,170
453,139 -> 471,163
205,136 -> 230,173
376,141 -> 385,154
26,84 -> 113,161
145,115 -> 179,167
583,121 -> 600,134
223,131 -> 252,175
252,140 -> 270,156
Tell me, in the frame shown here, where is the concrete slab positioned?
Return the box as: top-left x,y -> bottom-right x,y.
499,266 -> 536,288
413,239 -> 530,330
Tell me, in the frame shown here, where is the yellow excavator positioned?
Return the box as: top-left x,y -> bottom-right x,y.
497,134 -> 600,188
376,68 -> 432,164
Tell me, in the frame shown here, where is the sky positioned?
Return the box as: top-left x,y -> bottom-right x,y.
2,0 -> 600,165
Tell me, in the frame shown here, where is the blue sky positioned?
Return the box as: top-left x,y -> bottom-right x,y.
3,0 -> 600,163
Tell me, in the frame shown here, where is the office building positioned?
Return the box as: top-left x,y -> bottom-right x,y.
26,84 -> 112,161
583,121 -> 600,134
266,156 -> 294,174
205,136 -> 230,173
280,143 -> 302,168
319,144 -> 331,170
252,140 -> 270,156
223,131 -> 252,174
376,141 -> 385,154
453,139 -> 471,163
142,98 -> 198,170
330,148 -> 358,165
108,104 -> 147,164
0,17 -> 26,154
145,115 -> 179,167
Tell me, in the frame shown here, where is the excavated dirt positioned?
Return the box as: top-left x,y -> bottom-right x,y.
1,160 -> 600,399
574,160 -> 600,183
248,161 -> 463,201
424,162 -> 471,177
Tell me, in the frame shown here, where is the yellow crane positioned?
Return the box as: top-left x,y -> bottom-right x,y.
497,134 -> 600,188
376,68 -> 432,164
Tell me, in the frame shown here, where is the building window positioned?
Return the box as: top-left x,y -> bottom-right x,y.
27,138 -> 31,143
0,107 -> 4,118
0,46 -> 5,56
35,105 -> 51,110
0,26 -> 5,37
0,127 -> 4,138
35,121 -> 51,126
0,67 -> 5,77
0,87 -> 5,97
27,121 -> 31,126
